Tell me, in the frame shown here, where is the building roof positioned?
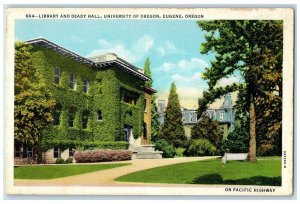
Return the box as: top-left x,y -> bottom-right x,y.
144,86 -> 157,94
25,38 -> 150,81
207,91 -> 238,109
89,53 -> 150,81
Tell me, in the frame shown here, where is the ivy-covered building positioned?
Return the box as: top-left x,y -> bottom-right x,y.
14,38 -> 161,163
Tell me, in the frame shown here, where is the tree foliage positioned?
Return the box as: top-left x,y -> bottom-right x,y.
158,82 -> 186,147
197,20 -> 283,161
14,42 -> 56,151
144,57 -> 152,87
191,115 -> 223,148
143,57 -> 160,142
222,124 -> 249,153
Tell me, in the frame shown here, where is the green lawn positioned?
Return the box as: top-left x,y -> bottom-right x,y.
15,163 -> 130,180
115,157 -> 281,186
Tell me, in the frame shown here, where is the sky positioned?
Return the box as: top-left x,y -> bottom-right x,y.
15,19 -> 242,109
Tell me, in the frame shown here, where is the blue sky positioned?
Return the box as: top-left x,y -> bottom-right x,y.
15,19 -> 241,109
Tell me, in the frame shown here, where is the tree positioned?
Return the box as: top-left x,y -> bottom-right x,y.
144,57 -> 152,87
158,82 -> 186,147
143,57 -> 160,142
191,115 -> 223,149
197,20 -> 283,162
221,124 -> 249,154
14,42 -> 56,162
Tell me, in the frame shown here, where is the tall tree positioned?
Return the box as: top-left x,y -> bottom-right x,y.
144,57 -> 152,87
14,42 -> 56,162
143,57 -> 160,142
197,20 -> 283,162
158,82 -> 186,147
191,115 -> 223,149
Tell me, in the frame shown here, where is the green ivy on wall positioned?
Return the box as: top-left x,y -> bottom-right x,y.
30,46 -> 145,150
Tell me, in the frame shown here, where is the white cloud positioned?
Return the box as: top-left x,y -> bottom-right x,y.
156,40 -> 185,57
178,58 -> 208,71
155,57 -> 208,75
133,35 -> 153,53
160,62 -> 176,72
156,47 -> 165,57
86,35 -> 154,63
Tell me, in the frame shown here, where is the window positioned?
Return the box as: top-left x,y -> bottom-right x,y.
68,115 -> 74,127
68,108 -> 76,127
122,90 -> 138,105
54,67 -> 60,84
83,79 -> 89,93
220,111 -> 224,121
70,73 -> 76,89
82,111 -> 89,129
69,148 -> 74,157
124,95 -> 136,105
97,79 -> 102,94
97,110 -> 102,121
54,111 -> 60,125
27,147 -> 33,158
53,147 -> 60,158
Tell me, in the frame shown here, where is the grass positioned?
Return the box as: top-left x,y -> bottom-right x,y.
15,163 -> 130,180
115,157 -> 281,186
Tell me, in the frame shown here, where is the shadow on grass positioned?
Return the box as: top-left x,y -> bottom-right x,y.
190,174 -> 281,186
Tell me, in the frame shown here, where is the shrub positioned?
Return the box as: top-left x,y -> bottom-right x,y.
186,139 -> 217,156
74,150 -> 132,163
155,139 -> 176,158
65,158 -> 73,163
55,158 -> 65,164
221,125 -> 249,154
175,148 -> 185,157
258,144 -> 276,156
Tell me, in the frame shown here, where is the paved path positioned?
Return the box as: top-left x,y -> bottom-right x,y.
14,156 -> 218,186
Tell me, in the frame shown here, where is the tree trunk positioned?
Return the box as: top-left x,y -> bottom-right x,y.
248,101 -> 257,162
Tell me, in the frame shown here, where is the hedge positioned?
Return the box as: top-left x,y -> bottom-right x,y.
74,150 -> 132,163
41,140 -> 129,151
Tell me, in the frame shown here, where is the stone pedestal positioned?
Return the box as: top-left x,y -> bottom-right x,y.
131,144 -> 163,159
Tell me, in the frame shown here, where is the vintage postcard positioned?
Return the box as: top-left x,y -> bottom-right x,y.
5,8 -> 294,196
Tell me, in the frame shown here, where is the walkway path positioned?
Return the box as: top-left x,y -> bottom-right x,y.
15,156 -> 218,186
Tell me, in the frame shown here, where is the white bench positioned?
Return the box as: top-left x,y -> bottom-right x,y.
222,153 -> 248,163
